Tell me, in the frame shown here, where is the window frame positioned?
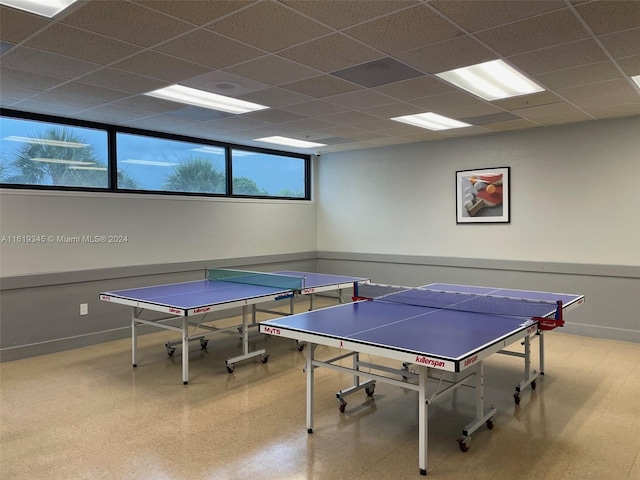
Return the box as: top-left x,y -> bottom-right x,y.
0,108 -> 311,200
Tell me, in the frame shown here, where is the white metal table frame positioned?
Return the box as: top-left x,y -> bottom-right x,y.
100,280 -> 359,384
261,320 -> 541,475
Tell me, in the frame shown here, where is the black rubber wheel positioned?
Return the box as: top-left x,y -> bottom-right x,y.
457,440 -> 469,452
339,402 -> 347,413
531,381 -> 537,390
226,364 -> 235,374
486,419 -> 494,429
514,393 -> 521,405
365,386 -> 375,397
261,354 -> 269,364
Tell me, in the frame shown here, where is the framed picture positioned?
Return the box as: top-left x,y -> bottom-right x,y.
456,167 -> 510,224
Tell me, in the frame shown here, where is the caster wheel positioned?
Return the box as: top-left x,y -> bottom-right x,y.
514,393 -> 521,405
261,354 -> 269,364
457,439 -> 469,452
531,381 -> 537,390
297,343 -> 305,352
226,364 -> 235,374
338,401 -> 347,413
365,386 -> 375,397
486,419 -> 494,430
200,339 -> 208,349
167,348 -> 176,357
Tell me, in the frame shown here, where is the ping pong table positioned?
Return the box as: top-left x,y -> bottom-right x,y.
258,282 -> 584,475
99,269 -> 368,384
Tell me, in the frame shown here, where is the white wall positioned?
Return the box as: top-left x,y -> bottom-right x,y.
316,116 -> 640,266
0,192 -> 317,275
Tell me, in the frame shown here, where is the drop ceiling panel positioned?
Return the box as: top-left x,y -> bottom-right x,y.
324,90 -> 396,109
60,1 -> 194,47
279,34 -> 383,72
575,1 -> 640,34
344,5 -> 462,54
475,9 -> 591,56
23,24 -> 142,65
534,61 -> 624,89
373,77 -> 455,100
182,71 -> 270,97
508,39 -> 609,75
134,0 -> 254,26
0,6 -> 49,43
237,88 -> 314,108
0,0 -> 638,154
280,100 -> 350,116
225,55 -> 319,86
0,47 -> 100,79
0,67 -> 65,90
110,51 -> 210,83
78,68 -> 167,94
428,1 -> 566,33
598,28 -> 640,58
153,30 -> 264,70
555,78 -> 634,101
331,58 -> 423,88
398,36 -> 496,74
208,1 -> 331,52
616,55 -> 640,76
281,75 -> 362,97
282,0 -> 418,30
570,91 -> 640,109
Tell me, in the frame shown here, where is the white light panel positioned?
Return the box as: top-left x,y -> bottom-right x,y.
254,136 -> 327,149
145,85 -> 268,114
436,59 -> 545,101
391,113 -> 471,131
0,0 -> 79,18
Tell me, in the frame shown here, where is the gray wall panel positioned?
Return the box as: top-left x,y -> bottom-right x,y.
318,253 -> 640,344
0,255 -> 318,362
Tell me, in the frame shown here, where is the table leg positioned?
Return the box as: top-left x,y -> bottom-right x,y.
131,309 -> 138,368
523,335 -> 531,384
418,365 -> 428,476
182,317 -> 189,385
306,343 -> 315,434
539,331 -> 545,374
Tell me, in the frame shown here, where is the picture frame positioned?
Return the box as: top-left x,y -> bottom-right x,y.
456,167 -> 510,224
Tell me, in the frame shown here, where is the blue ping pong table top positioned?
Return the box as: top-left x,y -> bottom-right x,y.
100,271 -> 365,311
259,283 -> 584,362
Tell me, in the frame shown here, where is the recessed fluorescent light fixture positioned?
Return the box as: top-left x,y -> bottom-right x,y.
391,112 -> 471,131
0,0 -> 79,18
145,85 -> 268,114
632,75 -> 640,89
436,59 -> 545,101
254,136 -> 327,149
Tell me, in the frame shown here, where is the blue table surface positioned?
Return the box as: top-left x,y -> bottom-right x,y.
102,271 -> 365,309
261,284 -> 583,360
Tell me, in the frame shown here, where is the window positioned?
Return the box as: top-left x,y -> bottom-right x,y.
0,116 -> 108,188
1,109 -> 310,200
232,149 -> 306,198
116,133 -> 226,194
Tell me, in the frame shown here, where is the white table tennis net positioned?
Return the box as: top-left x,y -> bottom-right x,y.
356,283 -> 559,318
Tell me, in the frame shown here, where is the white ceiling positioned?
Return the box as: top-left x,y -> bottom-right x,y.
1,0 -> 639,154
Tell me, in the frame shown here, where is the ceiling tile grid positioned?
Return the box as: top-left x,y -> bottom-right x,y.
0,0 -> 637,154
